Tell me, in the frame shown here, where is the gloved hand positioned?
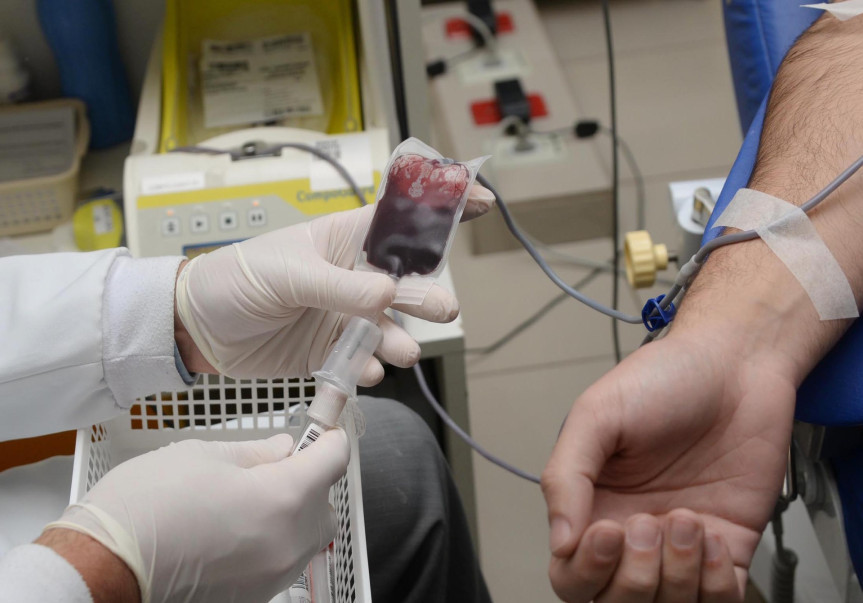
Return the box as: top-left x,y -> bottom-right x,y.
175,184 -> 495,382
46,431 -> 349,603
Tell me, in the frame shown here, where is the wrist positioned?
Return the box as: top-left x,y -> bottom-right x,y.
669,240 -> 852,386
174,260 -> 216,374
36,528 -> 141,603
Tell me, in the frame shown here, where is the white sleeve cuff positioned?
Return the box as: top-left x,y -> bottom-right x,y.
0,544 -> 93,602
103,255 -> 193,407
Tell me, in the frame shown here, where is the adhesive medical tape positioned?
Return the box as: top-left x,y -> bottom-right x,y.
802,0 -> 863,21
713,188 -> 858,321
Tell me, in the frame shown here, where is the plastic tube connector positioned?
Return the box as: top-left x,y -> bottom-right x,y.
641,295 -> 676,332
307,316 -> 382,428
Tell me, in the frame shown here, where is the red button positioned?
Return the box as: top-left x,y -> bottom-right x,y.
445,12 -> 514,38
470,94 -> 549,126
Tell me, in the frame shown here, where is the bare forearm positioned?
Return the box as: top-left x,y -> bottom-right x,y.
36,529 -> 140,603
672,13 -> 863,383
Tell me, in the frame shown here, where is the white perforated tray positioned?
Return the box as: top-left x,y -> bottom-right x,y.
70,374 -> 371,603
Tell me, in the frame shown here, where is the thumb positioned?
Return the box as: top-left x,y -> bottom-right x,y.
295,259 -> 396,317
541,398 -> 616,559
211,434 -> 295,468
261,428 -> 351,489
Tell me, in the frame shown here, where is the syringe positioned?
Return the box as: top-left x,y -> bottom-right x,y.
288,315 -> 382,603
292,315 -> 382,454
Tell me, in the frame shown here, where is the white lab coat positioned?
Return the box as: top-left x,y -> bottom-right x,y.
0,248 -> 190,601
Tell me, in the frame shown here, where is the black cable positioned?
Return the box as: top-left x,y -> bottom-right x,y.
426,47 -> 481,79
600,0 -> 622,364
601,126 -> 645,230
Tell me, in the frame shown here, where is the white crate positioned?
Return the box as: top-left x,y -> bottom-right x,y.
0,99 -> 90,237
70,374 -> 371,603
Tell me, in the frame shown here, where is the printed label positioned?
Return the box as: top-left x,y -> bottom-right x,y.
297,424 -> 323,452
288,570 -> 312,603
92,203 -> 114,235
140,172 -> 206,195
201,33 -> 325,128
0,106 -> 75,183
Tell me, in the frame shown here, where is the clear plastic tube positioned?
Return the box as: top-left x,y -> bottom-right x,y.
288,316 -> 381,603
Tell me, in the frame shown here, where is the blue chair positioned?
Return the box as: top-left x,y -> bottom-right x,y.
708,0 -> 863,588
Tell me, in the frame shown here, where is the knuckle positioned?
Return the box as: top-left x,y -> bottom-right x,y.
540,465 -> 569,500
662,568 -> 698,590
618,571 -> 658,595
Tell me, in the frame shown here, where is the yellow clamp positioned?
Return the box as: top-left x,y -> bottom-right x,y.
624,230 -> 668,288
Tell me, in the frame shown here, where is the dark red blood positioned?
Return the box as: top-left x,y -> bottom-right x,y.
364,155 -> 470,277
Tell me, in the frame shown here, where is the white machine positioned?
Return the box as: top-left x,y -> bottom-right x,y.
123,0 -> 429,257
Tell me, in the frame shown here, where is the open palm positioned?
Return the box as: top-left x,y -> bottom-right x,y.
542,333 -> 798,601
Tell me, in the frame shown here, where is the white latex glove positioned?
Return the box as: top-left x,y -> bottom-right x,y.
175,184 -> 493,383
46,431 -> 349,603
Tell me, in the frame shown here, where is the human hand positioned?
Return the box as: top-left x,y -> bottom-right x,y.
45,431 -> 349,603
174,184 -> 495,382
542,329 -> 798,602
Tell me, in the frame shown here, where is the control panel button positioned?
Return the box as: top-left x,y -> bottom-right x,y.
219,211 -> 238,231
190,215 -> 210,233
248,207 -> 267,227
162,217 -> 180,236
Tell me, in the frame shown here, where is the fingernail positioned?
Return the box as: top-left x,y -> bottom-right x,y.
704,534 -> 723,562
627,517 -> 660,551
670,517 -> 698,549
471,186 -> 496,202
549,517 -> 572,555
593,529 -> 623,561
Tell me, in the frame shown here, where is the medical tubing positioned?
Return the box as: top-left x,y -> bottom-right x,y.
390,312 -> 541,483
641,153 -> 863,341
410,362 -> 540,483
476,173 -> 642,324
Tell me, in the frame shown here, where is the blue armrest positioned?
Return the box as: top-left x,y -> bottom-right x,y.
715,0 -> 863,582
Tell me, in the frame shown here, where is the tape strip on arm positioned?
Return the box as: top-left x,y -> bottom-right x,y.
713,188 -> 859,320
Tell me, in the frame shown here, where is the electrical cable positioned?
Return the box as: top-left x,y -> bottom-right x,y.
600,0 -> 623,363
466,268 -> 603,355
171,142 -> 370,208
602,126 -> 645,230
426,46 -> 482,79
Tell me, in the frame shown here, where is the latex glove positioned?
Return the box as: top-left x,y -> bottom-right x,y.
46,431 -> 349,603
175,184 -> 495,383
541,331 -> 796,602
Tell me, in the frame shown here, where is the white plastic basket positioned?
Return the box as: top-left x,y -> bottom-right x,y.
0,98 -> 90,237
70,374 -> 372,603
